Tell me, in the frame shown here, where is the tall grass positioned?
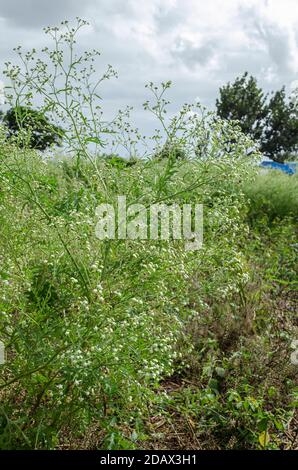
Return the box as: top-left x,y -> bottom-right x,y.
243,172 -> 298,222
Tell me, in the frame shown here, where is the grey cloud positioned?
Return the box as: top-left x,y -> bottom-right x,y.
154,4 -> 186,33
172,38 -> 216,68
255,22 -> 292,73
0,0 -> 93,28
239,5 -> 294,75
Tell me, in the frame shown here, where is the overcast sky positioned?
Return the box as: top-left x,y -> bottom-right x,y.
0,0 -> 298,134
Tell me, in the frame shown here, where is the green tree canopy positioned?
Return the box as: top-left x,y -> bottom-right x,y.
216,73 -> 298,162
216,72 -> 268,142
1,106 -> 64,151
261,87 -> 298,161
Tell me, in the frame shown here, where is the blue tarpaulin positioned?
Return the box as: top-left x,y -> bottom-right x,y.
260,161 -> 296,175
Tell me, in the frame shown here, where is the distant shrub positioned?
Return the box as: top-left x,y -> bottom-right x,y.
154,142 -> 187,161
103,154 -> 137,168
2,106 -> 64,150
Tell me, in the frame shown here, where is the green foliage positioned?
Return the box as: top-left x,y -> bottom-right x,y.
0,135 -> 258,449
260,88 -> 298,162
243,172 -> 298,222
154,142 -> 187,161
216,72 -> 267,142
0,141 -> 296,450
146,215 -> 297,450
216,73 -> 298,162
2,106 -> 63,150
103,154 -> 137,168
0,20 -> 296,451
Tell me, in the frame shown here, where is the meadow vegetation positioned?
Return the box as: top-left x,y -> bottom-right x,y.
0,20 -> 297,450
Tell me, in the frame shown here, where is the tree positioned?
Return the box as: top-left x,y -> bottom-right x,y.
2,106 -> 63,150
216,73 -> 298,162
261,87 -> 298,162
216,72 -> 268,142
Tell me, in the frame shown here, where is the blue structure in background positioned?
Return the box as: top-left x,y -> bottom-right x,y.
286,162 -> 298,173
260,160 -> 296,175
